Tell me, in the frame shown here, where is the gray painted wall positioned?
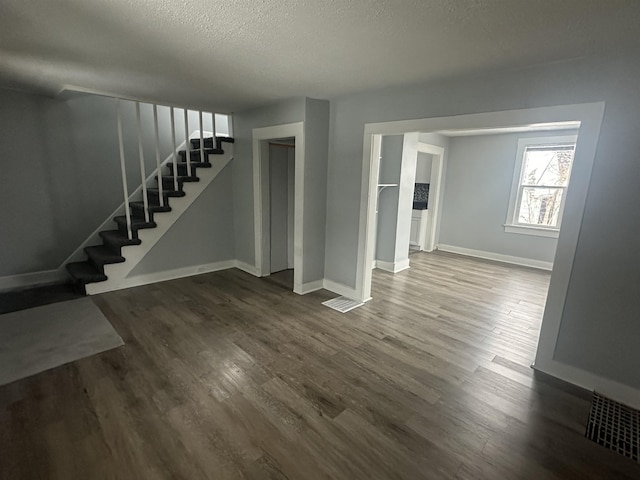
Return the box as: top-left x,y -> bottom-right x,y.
0,89 -> 226,279
128,166 -> 235,276
438,130 -> 578,263
0,89 -> 76,275
325,53 -> 640,390
232,98 -> 306,266
415,153 -> 432,183
232,97 -> 329,285
303,98 -> 330,283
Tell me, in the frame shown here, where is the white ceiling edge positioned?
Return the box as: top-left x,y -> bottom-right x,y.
433,121 -> 581,137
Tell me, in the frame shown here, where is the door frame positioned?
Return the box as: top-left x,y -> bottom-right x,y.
417,142 -> 445,253
253,122 -> 305,293
356,104 -> 605,380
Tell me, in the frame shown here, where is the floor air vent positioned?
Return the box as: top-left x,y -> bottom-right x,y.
586,392 -> 639,463
322,296 -> 364,313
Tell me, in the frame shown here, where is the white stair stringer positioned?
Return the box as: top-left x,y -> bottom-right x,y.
85,148 -> 233,295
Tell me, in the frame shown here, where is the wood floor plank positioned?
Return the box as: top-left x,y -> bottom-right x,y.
2,251 -> 640,479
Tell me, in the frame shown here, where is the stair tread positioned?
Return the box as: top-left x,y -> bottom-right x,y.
113,216 -> 156,229
85,245 -> 125,265
190,136 -> 235,145
130,201 -> 171,213
99,230 -> 142,247
179,148 -> 223,156
159,175 -> 199,183
168,162 -> 211,170
147,188 -> 185,198
66,262 -> 107,283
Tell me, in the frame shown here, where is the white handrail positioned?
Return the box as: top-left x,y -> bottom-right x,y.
153,104 -> 164,207
135,102 -> 150,223
116,99 -> 133,240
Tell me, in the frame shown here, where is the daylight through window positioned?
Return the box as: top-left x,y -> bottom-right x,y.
505,135 -> 578,236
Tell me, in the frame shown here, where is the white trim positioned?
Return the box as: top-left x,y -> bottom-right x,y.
374,259 -> 411,273
437,244 -> 553,271
252,122 -> 305,291
0,269 -> 68,292
504,224 -> 560,238
84,260 -> 236,294
322,279 -> 367,301
234,260 -> 260,277
296,279 -> 324,294
417,142 -> 445,252
505,134 -> 578,232
532,360 -> 640,411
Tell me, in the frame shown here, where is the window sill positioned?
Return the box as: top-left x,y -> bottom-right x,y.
504,224 -> 560,238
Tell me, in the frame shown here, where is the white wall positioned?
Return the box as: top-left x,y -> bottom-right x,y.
438,129 -> 578,264
325,52 -> 640,391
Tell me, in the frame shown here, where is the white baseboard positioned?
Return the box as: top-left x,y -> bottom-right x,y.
86,260 -> 236,294
533,359 -> 640,410
323,279 -> 366,301
294,279 -> 324,295
374,258 -> 410,273
437,244 -> 553,271
234,260 -> 260,277
0,269 -> 68,292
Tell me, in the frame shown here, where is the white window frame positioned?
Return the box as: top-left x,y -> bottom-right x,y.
505,135 -> 578,238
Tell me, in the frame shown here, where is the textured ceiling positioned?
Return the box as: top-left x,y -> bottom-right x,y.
1,0 -> 639,111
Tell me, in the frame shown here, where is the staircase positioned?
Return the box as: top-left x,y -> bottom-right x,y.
66,135 -> 234,294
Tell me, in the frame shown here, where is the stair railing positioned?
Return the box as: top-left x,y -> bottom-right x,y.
114,99 -> 230,240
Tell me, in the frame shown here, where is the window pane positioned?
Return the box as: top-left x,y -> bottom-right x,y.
518,187 -> 564,227
522,146 -> 574,186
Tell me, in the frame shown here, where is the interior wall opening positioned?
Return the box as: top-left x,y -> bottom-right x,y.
357,104 -> 606,386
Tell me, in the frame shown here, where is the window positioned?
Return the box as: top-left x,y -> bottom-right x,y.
505,135 -> 578,238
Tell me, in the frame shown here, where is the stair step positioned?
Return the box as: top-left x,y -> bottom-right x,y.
130,201 -> 171,221
190,136 -> 235,149
99,230 -> 142,252
178,148 -> 223,161
66,261 -> 107,284
167,162 -> 211,175
147,188 -> 185,204
114,216 -> 156,239
157,175 -> 199,191
85,245 -> 125,272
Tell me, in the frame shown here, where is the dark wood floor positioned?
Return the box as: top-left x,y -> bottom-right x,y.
2,251 -> 639,479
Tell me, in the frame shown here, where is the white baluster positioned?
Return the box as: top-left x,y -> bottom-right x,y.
199,110 -> 205,164
153,104 -> 164,207
170,107 -> 178,192
135,102 -> 150,223
116,99 -> 133,240
184,109 -> 192,178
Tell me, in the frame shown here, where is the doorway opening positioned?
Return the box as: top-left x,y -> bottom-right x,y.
252,122 -> 306,294
267,138 -> 295,290
355,103 -> 606,383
